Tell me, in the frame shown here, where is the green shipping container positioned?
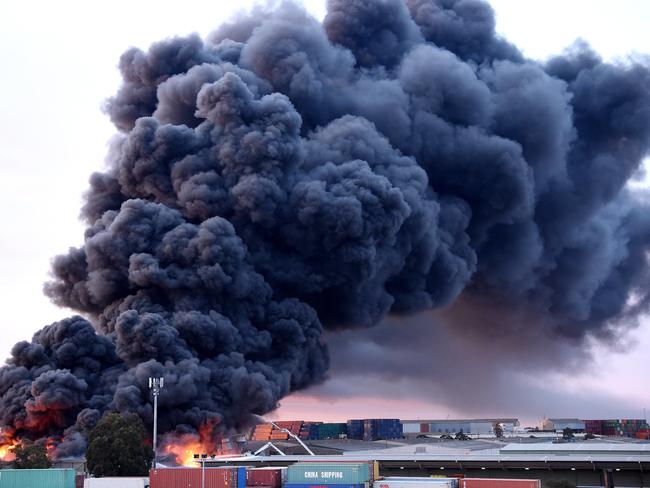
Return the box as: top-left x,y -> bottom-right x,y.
287,463 -> 370,485
0,469 -> 76,488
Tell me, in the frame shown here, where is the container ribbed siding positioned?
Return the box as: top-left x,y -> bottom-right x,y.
286,463 -> 371,485
374,477 -> 458,488
583,419 -> 649,436
347,420 -> 364,440
346,419 -> 402,441
0,469 -> 76,488
305,423 -> 348,440
247,468 -> 285,488
459,479 -> 541,488
284,484 -> 366,488
150,466 -> 245,488
362,419 -> 402,441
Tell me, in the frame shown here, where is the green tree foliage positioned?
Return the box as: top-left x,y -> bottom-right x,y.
87,413 -> 153,477
493,423 -> 504,438
10,440 -> 51,469
562,427 -> 574,440
455,431 -> 470,440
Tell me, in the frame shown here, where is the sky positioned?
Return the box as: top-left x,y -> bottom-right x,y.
0,0 -> 649,428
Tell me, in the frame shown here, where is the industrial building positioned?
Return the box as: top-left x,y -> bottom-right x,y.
206,439 -> 650,487
402,419 -> 520,437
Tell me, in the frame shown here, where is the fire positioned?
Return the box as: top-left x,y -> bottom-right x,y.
162,421 -> 220,467
161,420 -> 242,466
164,438 -> 208,467
0,436 -> 18,462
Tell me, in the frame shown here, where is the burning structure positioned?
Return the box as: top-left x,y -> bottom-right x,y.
0,0 -> 649,465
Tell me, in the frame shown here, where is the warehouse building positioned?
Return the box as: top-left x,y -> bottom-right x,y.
402,419 -> 520,437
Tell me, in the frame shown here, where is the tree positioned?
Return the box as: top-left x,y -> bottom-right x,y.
584,432 -> 596,440
562,427 -> 574,440
10,440 -> 51,469
87,413 -> 153,477
493,423 -> 504,438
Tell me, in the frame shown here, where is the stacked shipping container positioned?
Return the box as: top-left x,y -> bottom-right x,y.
246,468 -> 285,488
285,461 -> 372,488
583,419 -> 649,437
363,419 -> 402,441
252,423 -> 273,441
150,466 -> 246,488
346,419 -> 402,440
347,420 -> 364,440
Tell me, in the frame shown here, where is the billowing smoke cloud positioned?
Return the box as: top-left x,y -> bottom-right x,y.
1,0 -> 650,459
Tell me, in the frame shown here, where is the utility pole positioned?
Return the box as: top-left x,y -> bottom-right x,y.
149,377 -> 164,469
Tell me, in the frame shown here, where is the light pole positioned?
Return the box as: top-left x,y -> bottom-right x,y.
149,377 -> 164,469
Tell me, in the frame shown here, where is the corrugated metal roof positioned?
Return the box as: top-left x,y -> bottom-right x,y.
209,452 -> 650,463
501,442 -> 650,453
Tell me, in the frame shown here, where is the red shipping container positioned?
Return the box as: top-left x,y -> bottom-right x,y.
460,479 -> 540,488
75,474 -> 85,488
420,423 -> 430,433
151,467 -> 236,488
247,468 -> 284,488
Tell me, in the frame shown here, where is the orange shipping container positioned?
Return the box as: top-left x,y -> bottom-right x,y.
460,479 -> 540,488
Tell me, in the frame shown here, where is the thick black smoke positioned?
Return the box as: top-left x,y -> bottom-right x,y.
1,0 -> 650,458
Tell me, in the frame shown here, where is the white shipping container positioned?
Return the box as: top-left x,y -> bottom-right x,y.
402,422 -> 421,434
375,478 -> 457,488
84,477 -> 149,488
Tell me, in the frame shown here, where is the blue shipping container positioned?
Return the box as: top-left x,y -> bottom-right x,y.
237,466 -> 247,488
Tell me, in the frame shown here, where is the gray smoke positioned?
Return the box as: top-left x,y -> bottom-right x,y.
1,0 -> 649,459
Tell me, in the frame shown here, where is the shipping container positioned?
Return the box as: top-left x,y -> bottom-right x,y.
285,484 -> 365,488
76,474 -> 85,488
0,469 -> 76,488
150,466 -> 245,488
247,468 -> 285,488
84,478 -> 149,488
287,463 -> 371,485
374,478 -> 457,488
459,479 -> 540,488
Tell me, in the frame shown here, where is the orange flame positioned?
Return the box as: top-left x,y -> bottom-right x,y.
0,435 -> 18,462
164,438 -> 208,467
162,421 -> 221,467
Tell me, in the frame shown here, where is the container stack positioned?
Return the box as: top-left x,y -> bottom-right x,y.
584,419 -> 603,435
246,468 -> 286,488
150,466 -> 246,488
305,422 -> 347,440
251,423 -> 273,441
603,420 -> 621,435
583,418 -> 649,437
300,422 -> 320,439
347,420 -> 364,440
363,419 -> 403,441
285,462 -> 373,488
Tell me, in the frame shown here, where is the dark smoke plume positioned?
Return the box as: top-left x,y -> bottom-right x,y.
1,0 -> 650,458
